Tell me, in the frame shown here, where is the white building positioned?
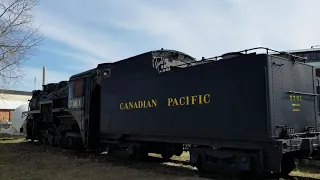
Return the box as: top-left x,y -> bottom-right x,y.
0,89 -> 32,122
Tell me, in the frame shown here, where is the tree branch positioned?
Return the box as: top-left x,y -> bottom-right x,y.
0,0 -> 43,89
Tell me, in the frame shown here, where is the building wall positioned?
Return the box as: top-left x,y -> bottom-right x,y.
0,110 -> 12,122
0,90 -> 32,122
0,93 -> 31,101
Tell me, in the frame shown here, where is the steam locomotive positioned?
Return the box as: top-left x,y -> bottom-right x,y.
21,47 -> 320,178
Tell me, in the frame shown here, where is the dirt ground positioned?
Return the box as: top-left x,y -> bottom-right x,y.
0,136 -> 320,180
0,137 -> 222,180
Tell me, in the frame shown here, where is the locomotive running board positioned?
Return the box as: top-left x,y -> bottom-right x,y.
21,108 -> 69,118
21,110 -> 40,117
52,108 -> 69,113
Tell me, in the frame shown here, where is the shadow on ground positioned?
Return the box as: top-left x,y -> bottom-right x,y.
21,141 -> 238,180
0,138 -> 237,180
1,136 -> 320,180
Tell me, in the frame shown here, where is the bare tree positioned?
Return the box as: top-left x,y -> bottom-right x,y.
0,0 -> 43,90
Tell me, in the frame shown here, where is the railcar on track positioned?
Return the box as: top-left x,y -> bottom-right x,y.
21,47 -> 320,178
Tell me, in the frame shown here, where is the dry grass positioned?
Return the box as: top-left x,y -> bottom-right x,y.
0,137 -> 25,143
0,133 -> 25,143
1,134 -> 320,180
0,135 -> 210,180
149,151 -> 190,162
290,166 -> 320,179
151,152 -> 320,179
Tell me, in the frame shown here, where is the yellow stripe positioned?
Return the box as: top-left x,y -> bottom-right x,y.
293,109 -> 300,112
292,104 -> 300,107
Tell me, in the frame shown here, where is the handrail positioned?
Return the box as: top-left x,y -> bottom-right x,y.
204,47 -> 307,62
157,47 -> 309,72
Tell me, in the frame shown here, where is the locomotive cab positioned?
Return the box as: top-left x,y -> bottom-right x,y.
315,71 -> 320,114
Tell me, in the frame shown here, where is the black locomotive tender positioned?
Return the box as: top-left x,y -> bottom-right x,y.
21,47 -> 320,178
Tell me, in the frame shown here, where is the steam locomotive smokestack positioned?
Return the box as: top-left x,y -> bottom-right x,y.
42,66 -> 46,90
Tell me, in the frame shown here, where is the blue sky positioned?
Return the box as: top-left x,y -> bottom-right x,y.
15,0 -> 320,91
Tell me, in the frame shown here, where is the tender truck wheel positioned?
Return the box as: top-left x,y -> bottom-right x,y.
195,154 -> 207,173
128,143 -> 148,161
161,149 -> 174,161
67,137 -> 73,149
47,134 -> 54,146
128,143 -> 138,160
276,154 -> 296,178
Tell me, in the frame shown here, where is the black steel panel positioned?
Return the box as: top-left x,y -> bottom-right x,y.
68,77 -> 86,146
100,54 -> 271,144
267,55 -> 318,136
98,50 -> 197,80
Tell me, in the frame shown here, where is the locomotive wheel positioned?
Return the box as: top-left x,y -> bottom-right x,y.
138,147 -> 148,161
55,135 -> 61,147
106,144 -> 114,154
128,143 -> 148,161
281,159 -> 295,176
61,136 -> 68,148
195,154 -> 207,173
72,138 -> 81,150
250,156 -> 266,179
128,144 -> 138,160
47,134 -> 54,146
41,136 -> 47,144
275,154 -> 296,178
67,137 -> 73,149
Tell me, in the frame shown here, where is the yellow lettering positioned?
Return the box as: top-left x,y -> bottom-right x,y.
185,96 -> 189,105
174,98 -> 179,106
168,98 -> 173,106
290,95 -> 302,101
203,94 -> 210,104
147,101 -> 151,108
167,94 -> 211,107
191,95 -> 197,105
198,95 -> 203,104
179,97 -> 186,105
120,99 -> 157,110
151,99 -> 157,107
129,102 -> 134,109
120,94 -> 210,110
